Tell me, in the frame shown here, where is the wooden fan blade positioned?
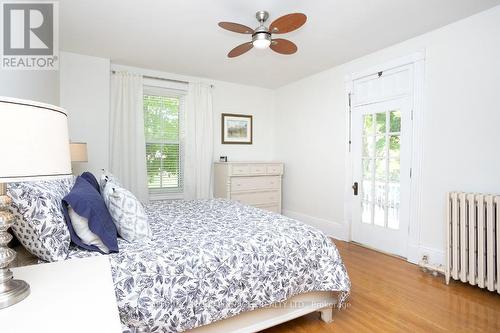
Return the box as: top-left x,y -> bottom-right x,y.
270,39 -> 297,55
228,42 -> 253,58
218,22 -> 253,34
270,13 -> 307,34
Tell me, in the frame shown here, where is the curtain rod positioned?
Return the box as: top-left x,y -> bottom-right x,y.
111,70 -> 214,87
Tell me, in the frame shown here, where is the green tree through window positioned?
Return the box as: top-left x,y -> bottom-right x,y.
143,94 -> 182,190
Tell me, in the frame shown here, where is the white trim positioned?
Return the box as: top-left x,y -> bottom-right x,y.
343,82 -> 354,242
407,244 -> 445,266
346,51 -> 425,82
149,191 -> 184,201
344,51 -> 426,262
350,92 -> 412,108
283,209 -> 349,241
406,53 -> 426,261
143,77 -> 188,92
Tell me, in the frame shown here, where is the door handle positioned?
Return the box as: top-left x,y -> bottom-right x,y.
352,182 -> 358,196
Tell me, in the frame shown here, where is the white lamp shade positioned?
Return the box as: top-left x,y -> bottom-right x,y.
0,97 -> 72,182
70,142 -> 88,162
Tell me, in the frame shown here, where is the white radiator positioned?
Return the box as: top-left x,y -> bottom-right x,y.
446,192 -> 500,292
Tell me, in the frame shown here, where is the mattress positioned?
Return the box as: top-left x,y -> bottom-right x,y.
67,199 -> 351,332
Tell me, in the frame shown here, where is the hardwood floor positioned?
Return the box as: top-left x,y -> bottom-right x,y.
262,240 -> 500,333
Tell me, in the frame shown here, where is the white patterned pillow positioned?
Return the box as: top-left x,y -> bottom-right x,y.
99,170 -> 121,194
101,181 -> 151,242
7,176 -> 76,262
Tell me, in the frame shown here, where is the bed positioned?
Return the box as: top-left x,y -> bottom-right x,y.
64,199 -> 350,332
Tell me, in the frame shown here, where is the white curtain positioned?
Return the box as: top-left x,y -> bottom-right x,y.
109,71 -> 149,202
184,82 -> 214,200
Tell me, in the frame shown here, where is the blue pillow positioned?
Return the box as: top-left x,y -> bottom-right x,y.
62,176 -> 118,253
81,172 -> 100,194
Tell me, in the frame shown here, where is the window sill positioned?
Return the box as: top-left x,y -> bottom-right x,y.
148,191 -> 184,201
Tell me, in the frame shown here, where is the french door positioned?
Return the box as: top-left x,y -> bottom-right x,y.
351,97 -> 412,257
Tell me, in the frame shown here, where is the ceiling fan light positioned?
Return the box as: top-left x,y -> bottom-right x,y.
252,32 -> 271,49
253,39 -> 271,49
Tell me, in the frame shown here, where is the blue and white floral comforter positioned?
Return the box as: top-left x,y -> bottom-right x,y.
68,199 -> 350,332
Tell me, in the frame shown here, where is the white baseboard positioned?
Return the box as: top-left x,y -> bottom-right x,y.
282,209 -> 349,241
283,210 -> 445,266
407,243 -> 445,266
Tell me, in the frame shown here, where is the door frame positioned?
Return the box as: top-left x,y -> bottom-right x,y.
343,51 -> 426,263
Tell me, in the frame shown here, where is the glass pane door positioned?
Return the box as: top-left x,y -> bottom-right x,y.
361,109 -> 402,230
350,67 -> 412,258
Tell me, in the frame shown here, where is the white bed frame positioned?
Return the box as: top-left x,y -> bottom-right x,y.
191,291 -> 336,333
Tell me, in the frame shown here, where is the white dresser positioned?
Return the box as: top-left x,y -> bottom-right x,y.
214,162 -> 284,213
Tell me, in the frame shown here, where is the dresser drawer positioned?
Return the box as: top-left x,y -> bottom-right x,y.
231,176 -> 280,192
266,164 -> 283,175
255,204 -> 281,214
230,164 -> 250,175
232,190 -> 281,206
249,164 -> 266,174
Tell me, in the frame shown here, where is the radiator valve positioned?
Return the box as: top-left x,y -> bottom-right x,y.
418,254 -> 445,277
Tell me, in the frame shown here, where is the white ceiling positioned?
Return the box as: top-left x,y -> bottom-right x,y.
59,0 -> 500,88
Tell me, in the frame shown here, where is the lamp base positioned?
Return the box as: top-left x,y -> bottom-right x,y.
0,187 -> 31,309
0,276 -> 30,309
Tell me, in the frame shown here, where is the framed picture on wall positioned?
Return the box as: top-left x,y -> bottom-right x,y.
221,113 -> 253,144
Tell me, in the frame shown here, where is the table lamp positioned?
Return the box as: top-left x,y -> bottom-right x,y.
70,142 -> 88,163
0,97 -> 72,309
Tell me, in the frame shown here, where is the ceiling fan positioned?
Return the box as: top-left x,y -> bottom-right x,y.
218,11 -> 307,58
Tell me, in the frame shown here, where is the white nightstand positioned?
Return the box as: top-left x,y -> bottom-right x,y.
0,256 -> 122,333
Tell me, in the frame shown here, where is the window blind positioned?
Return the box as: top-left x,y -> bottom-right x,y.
143,90 -> 184,193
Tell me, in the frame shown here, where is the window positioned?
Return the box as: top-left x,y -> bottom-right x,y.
143,84 -> 185,198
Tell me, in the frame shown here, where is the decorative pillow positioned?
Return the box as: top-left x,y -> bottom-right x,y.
81,171 -> 100,194
67,207 -> 109,253
101,180 -> 151,242
99,170 -> 121,193
62,176 -> 118,253
7,176 -> 76,262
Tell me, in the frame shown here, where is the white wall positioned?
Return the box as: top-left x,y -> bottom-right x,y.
212,82 -> 275,161
59,57 -> 276,177
59,52 -> 111,176
275,67 -> 348,238
0,71 -> 59,105
275,5 -> 500,264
